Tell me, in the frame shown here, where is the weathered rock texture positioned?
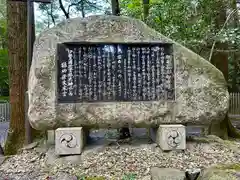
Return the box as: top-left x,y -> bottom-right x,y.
28,15 -> 229,130
200,164 -> 240,180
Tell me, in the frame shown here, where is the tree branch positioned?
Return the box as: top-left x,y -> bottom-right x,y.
59,0 -> 69,19
47,3 -> 55,25
142,0 -> 150,21
208,9 -> 238,61
80,0 -> 85,18
85,0 -> 103,11
67,0 -> 84,15
0,9 -> 5,18
67,0 -> 102,16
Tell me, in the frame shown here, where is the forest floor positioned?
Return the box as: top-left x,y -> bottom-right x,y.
0,128 -> 240,180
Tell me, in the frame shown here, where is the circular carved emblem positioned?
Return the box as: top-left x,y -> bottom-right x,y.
166,129 -> 182,148
60,133 -> 77,148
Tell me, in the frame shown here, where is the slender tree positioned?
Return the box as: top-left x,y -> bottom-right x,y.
111,0 -> 120,15
231,0 -> 239,92
210,1 -> 228,80
0,0 -> 9,97
4,1 -> 27,155
110,0 -> 131,139
142,0 -> 149,21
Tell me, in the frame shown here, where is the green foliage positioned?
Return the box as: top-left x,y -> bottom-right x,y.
122,173 -> 136,180
0,96 -> 9,101
0,0 -> 6,18
0,48 -> 8,88
0,0 -> 8,95
76,174 -> 137,180
120,0 -> 240,88
121,0 -> 231,50
120,0 -> 143,20
218,27 -> 240,45
78,177 -> 105,180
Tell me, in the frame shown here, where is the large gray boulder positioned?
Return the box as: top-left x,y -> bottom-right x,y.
151,167 -> 185,180
28,15 -> 229,130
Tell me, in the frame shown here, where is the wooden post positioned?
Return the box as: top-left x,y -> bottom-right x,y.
25,0 -> 34,144
26,0 -> 51,144
11,0 -> 51,144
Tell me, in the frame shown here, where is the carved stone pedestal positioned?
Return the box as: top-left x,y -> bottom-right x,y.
47,130 -> 55,145
156,124 -> 186,151
55,127 -> 84,155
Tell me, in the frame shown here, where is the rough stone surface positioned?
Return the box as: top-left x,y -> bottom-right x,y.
45,147 -> 82,165
199,164 -> 240,180
47,130 -> 55,145
185,168 -> 201,180
28,15 -> 228,130
22,142 -> 39,150
151,167 -> 185,180
0,156 -> 5,165
157,124 -> 186,151
48,172 -> 78,180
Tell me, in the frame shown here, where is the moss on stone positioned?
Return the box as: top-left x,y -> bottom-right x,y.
226,116 -> 240,138
208,113 -> 240,141
215,163 -> 240,171
189,135 -> 225,143
200,171 -> 237,180
187,134 -> 240,153
4,129 -> 25,155
200,164 -> 240,180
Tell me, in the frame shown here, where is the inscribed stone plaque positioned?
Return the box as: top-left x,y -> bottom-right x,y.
56,42 -> 175,103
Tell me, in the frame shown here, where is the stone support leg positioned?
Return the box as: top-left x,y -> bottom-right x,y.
55,127 -> 85,155
47,130 -> 55,145
156,124 -> 186,151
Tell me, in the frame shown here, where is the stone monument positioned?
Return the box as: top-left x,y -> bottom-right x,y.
28,15 -> 229,153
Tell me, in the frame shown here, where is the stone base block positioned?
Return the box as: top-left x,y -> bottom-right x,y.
47,130 -> 55,145
156,124 -> 186,151
55,127 -> 84,155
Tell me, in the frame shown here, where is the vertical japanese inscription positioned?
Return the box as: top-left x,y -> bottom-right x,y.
57,43 -> 174,103
78,47 -> 83,100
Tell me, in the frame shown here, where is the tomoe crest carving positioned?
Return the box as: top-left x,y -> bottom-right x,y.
166,129 -> 182,148
60,133 -> 77,148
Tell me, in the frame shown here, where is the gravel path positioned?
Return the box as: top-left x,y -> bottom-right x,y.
0,122 -> 9,147
0,135 -> 239,180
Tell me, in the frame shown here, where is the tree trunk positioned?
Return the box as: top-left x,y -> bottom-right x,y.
209,0 -> 228,139
4,1 -> 27,155
59,0 -> 69,19
210,1 -> 228,80
209,0 -> 240,139
50,3 -> 56,25
80,0 -> 85,18
210,43 -> 228,80
142,0 -> 150,21
111,0 -> 120,15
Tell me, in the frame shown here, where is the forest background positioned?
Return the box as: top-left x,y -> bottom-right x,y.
0,0 -> 239,101
0,0 -> 240,155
